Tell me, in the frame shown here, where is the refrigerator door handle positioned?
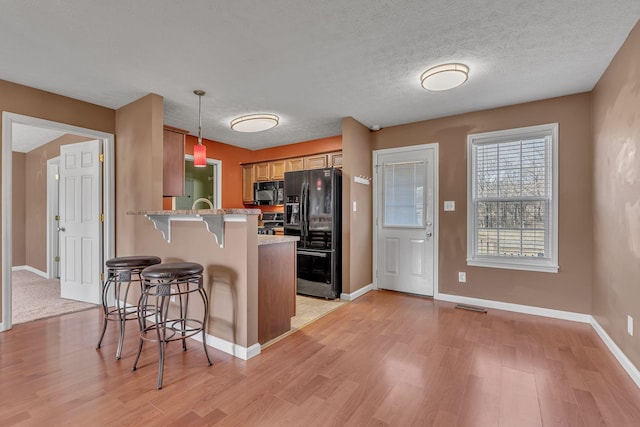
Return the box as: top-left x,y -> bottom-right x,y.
302,182 -> 309,237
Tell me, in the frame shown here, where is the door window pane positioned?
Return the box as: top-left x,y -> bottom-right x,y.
383,161 -> 425,227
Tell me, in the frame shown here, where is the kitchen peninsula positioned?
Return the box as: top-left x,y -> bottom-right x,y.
127,209 -> 298,359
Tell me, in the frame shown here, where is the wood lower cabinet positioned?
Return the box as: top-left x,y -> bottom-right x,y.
163,127 -> 186,197
258,241 -> 296,344
242,165 -> 254,203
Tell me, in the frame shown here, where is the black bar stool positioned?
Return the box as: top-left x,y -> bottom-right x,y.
96,255 -> 162,359
131,262 -> 212,389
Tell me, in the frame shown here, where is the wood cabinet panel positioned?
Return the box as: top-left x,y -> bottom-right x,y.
329,152 -> 343,169
163,128 -> 185,197
270,160 -> 285,180
254,162 -> 270,181
304,154 -> 328,170
285,157 -> 305,172
242,165 -> 254,203
258,242 -> 296,344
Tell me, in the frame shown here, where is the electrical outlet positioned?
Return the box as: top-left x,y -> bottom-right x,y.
628,315 -> 634,336
458,272 -> 466,283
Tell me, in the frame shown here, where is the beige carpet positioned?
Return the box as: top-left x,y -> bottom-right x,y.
263,294 -> 346,348
12,270 -> 97,325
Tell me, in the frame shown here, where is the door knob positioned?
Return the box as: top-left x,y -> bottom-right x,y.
426,231 -> 432,237
57,226 -> 66,232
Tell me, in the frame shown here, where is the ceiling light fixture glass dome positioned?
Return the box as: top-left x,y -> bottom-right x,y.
420,63 -> 469,91
230,114 -> 279,132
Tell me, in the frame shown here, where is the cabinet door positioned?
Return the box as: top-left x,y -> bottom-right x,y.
270,160 -> 285,180
254,162 -> 270,181
285,157 -> 305,172
163,129 -> 185,197
242,165 -> 255,203
304,154 -> 328,170
329,152 -> 343,169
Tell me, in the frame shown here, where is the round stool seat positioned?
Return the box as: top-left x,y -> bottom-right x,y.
142,262 -> 203,280
106,255 -> 162,269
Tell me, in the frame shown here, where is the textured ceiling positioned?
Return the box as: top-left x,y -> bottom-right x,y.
11,124 -> 66,153
1,1 -> 639,150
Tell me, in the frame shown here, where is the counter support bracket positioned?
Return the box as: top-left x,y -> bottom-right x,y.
146,214 -> 171,242
145,214 -> 225,247
199,215 -> 225,248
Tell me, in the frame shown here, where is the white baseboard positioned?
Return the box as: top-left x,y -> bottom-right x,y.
436,293 -> 592,323
12,265 -> 48,278
191,332 -> 261,360
590,318 -> 640,389
341,283 -> 373,301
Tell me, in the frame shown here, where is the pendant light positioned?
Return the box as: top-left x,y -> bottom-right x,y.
193,90 -> 207,167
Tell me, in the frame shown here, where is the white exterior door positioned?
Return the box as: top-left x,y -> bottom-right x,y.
59,140 -> 102,303
374,144 -> 437,296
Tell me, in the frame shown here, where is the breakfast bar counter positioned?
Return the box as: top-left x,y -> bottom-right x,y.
126,209 -> 298,358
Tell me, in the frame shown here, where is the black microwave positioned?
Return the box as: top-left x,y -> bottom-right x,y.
254,180 -> 284,205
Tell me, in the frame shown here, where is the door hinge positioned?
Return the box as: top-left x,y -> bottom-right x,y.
54,255 -> 60,262
99,153 -> 104,163
99,273 -> 104,282
55,173 -> 60,181
99,213 -> 104,222
55,215 -> 60,221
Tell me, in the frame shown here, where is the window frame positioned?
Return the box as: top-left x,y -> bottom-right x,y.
466,123 -> 559,273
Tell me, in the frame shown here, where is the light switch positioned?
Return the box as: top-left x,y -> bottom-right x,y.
352,201 -> 357,212
444,201 -> 455,211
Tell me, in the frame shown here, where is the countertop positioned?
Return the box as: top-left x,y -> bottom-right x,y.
258,235 -> 299,246
127,209 -> 261,215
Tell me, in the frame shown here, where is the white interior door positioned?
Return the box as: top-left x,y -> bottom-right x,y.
59,140 -> 102,303
375,145 -> 437,296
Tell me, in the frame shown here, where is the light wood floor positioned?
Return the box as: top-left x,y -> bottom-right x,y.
1,290 -> 639,426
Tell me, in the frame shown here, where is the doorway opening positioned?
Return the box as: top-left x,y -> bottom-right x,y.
1,112 -> 115,331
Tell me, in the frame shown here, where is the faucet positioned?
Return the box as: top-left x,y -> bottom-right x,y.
191,198 -> 214,210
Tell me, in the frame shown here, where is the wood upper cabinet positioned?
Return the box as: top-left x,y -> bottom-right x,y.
304,154 -> 328,170
163,127 -> 186,197
242,165 -> 255,203
254,162 -> 270,181
329,151 -> 343,169
284,157 -> 304,172
269,160 -> 285,180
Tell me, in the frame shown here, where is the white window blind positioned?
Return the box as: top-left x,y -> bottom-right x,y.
467,124 -> 558,272
383,161 -> 425,227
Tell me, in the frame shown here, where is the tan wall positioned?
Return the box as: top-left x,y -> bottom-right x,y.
372,93 -> 593,313
12,152 -> 26,266
0,79 -> 115,321
24,135 -> 93,272
592,21 -> 640,368
114,94 -> 164,256
341,117 -> 373,294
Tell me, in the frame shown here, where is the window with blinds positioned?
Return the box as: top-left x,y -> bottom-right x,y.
467,123 -> 559,273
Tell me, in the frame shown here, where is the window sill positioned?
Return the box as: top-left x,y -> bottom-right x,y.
466,258 -> 559,273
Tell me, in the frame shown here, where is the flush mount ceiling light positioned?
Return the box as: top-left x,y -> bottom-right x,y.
193,90 -> 206,167
420,63 -> 469,91
230,114 -> 279,132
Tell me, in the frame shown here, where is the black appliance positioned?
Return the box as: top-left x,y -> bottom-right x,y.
284,168 -> 341,299
258,212 -> 283,235
253,180 -> 284,205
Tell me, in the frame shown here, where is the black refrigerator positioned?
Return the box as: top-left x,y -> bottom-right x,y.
284,168 -> 341,299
